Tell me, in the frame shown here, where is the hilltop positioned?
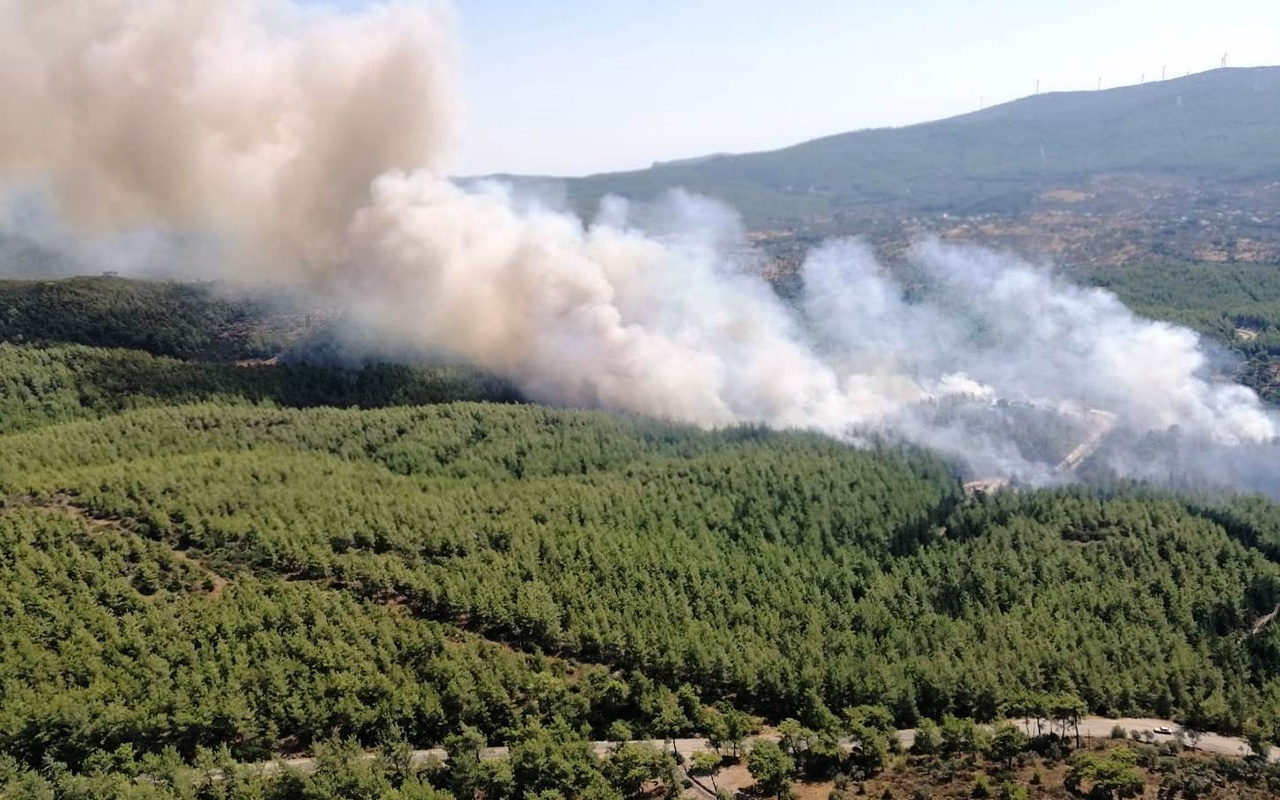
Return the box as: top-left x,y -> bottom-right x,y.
488,67 -> 1280,226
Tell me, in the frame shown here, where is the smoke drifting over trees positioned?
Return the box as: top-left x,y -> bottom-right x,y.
2,0 -> 1278,487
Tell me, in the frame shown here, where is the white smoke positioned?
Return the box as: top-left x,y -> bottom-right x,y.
0,0 -> 455,269
2,0 -> 1277,486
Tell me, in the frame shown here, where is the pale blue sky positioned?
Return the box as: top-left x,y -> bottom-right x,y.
318,0 -> 1280,176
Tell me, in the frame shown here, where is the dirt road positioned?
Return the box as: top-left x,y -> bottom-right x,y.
251,715 -> 1275,778
1073,716 -> 1275,760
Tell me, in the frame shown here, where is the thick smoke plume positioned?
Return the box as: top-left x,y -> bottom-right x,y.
3,0 -> 1278,489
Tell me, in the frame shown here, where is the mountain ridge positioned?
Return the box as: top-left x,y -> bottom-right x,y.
480,66 -> 1280,225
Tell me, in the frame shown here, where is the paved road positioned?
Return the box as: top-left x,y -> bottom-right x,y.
247,715 -> 1275,778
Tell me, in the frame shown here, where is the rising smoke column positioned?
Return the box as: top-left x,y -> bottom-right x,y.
0,0 -> 455,268
1,0 -> 1277,486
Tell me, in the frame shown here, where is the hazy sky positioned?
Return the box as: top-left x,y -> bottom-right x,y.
320,0 -> 1280,177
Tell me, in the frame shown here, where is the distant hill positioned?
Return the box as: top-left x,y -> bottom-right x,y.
490,67 -> 1280,226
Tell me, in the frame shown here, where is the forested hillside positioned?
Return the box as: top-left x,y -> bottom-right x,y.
0,344 -> 519,435
0,277 -> 286,361
2,280 -> 1280,798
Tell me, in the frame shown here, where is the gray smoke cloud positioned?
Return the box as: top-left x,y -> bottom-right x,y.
0,188 -> 227,279
2,0 -> 1278,489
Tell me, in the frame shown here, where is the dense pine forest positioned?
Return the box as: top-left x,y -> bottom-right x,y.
0,277 -> 286,362
2,277 -> 1280,798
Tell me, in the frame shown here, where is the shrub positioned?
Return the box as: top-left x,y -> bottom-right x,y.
1000,783 -> 1029,800
912,720 -> 941,756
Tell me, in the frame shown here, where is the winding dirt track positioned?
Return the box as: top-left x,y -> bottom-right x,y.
247,715 -> 1275,778
1004,716 -> 1275,760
